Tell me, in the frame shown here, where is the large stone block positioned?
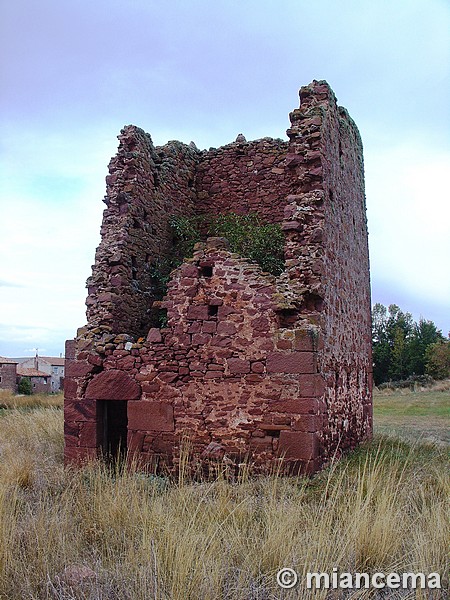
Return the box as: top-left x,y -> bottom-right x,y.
64,399 -> 96,421
85,369 -> 141,400
65,339 -> 76,360
65,360 -> 95,378
63,378 -> 78,400
270,398 -> 322,414
127,401 -> 174,432
187,305 -> 209,320
64,421 -> 79,446
278,431 -> 319,461
298,374 -> 325,397
292,414 -> 322,432
127,430 -> 145,453
226,358 -> 251,374
267,352 -> 316,374
79,422 -> 98,447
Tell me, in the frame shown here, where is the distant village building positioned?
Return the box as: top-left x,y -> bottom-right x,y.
17,356 -> 65,392
0,354 -> 65,394
0,357 -> 19,392
16,365 -> 51,394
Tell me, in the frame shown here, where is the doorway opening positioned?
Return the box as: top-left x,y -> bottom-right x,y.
98,400 -> 128,461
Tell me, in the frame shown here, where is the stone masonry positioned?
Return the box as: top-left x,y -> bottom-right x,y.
64,80 -> 372,475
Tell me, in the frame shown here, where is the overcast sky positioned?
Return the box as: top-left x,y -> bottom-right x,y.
1,0 -> 449,357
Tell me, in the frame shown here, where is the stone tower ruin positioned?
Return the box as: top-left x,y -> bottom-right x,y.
64,80 -> 372,475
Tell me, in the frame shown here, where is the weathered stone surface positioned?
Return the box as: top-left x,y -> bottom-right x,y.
128,401 -> 174,431
85,369 -> 141,400
65,360 -> 95,378
226,358 -> 251,374
79,422 -> 98,447
147,328 -> 162,343
278,431 -> 319,460
267,352 -> 316,374
64,399 -> 96,421
187,305 -> 209,320
64,79 -> 372,475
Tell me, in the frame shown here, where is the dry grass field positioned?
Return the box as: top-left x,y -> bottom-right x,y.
374,380 -> 450,445
0,386 -> 448,599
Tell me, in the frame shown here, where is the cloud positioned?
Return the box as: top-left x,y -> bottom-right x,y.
366,139 -> 450,332
0,280 -> 24,288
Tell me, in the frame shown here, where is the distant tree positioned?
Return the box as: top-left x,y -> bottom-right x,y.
18,376 -> 32,395
425,341 -> 450,380
371,303 -> 446,385
407,318 -> 445,376
389,327 -> 407,380
372,303 -> 412,384
372,303 -> 388,384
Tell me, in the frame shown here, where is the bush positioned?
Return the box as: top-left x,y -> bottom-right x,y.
169,212 -> 285,276
208,212 -> 285,275
151,212 -> 285,302
168,214 -> 203,263
18,377 -> 32,395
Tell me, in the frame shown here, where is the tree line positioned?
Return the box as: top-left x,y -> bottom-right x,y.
372,303 -> 449,385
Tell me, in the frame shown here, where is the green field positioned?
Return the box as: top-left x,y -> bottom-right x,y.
374,384 -> 450,445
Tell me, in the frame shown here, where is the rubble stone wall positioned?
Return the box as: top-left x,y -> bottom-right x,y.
85,128 -> 199,337
64,80 -> 372,474
0,362 -> 17,392
196,139 -> 291,224
284,83 -> 373,457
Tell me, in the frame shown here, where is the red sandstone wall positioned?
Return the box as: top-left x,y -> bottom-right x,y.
320,105 -> 372,454
65,80 -> 372,474
196,138 -> 291,223
286,82 -> 372,456
0,363 -> 17,392
65,239 -> 324,473
85,126 -> 199,337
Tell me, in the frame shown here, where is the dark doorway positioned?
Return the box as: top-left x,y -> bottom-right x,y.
98,400 -> 128,461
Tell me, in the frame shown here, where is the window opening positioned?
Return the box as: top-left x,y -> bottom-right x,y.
276,308 -> 298,328
265,429 -> 281,438
201,265 -> 213,277
208,305 -> 219,317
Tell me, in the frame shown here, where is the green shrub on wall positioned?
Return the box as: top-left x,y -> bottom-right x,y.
168,214 -> 202,263
208,213 -> 285,276
150,212 -> 285,303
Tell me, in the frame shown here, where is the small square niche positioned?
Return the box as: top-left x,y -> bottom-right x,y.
208,304 -> 219,317
200,265 -> 213,278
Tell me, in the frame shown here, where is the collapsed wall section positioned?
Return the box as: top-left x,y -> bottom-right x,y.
85,127 -> 199,338
65,239 -> 324,473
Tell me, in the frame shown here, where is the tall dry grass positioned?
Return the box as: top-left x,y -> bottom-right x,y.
0,406 -> 448,599
0,389 -> 63,409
